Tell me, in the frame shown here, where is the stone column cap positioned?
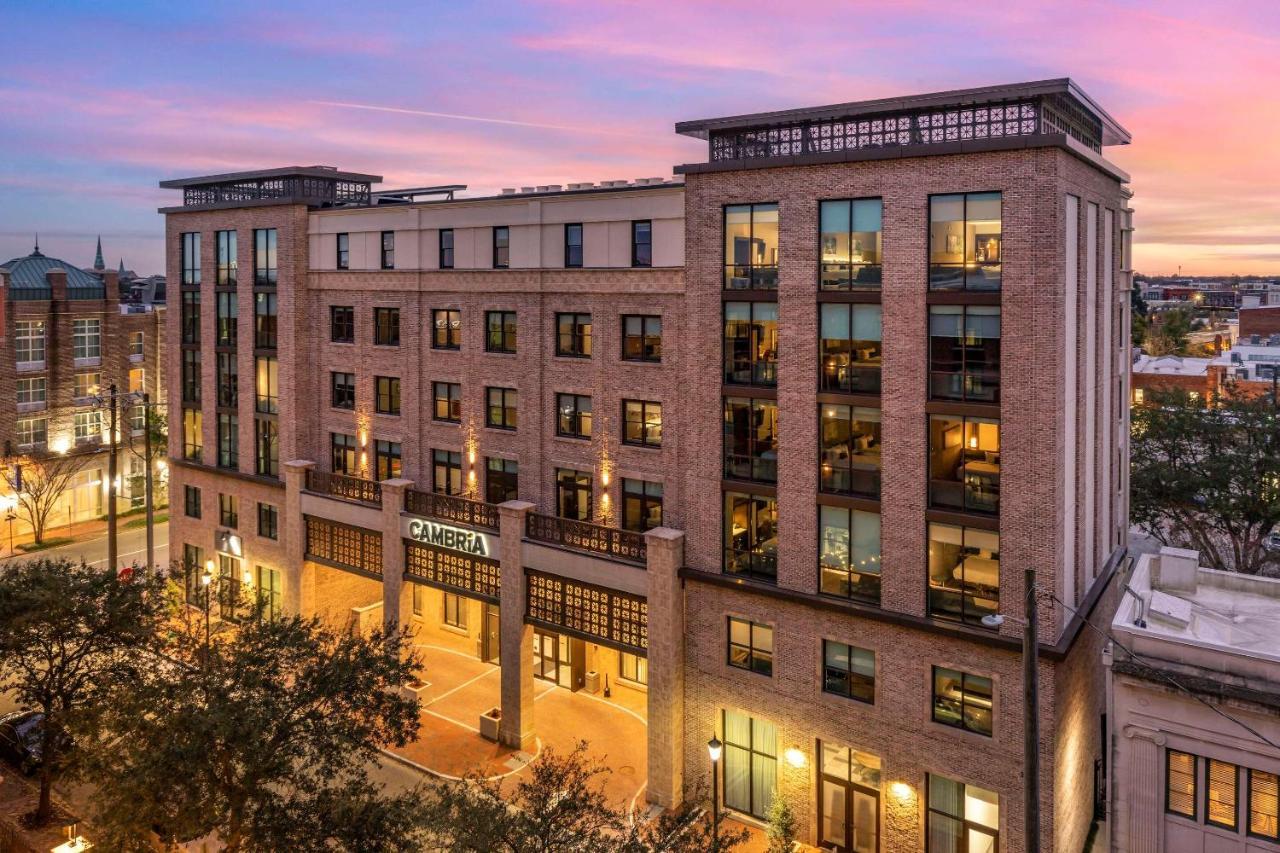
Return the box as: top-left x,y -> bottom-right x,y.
644,526 -> 685,543
283,459 -> 316,471
380,477 -> 415,490
499,499 -> 537,513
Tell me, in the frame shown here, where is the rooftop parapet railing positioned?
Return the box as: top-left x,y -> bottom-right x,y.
403,489 -> 499,532
180,176 -> 372,207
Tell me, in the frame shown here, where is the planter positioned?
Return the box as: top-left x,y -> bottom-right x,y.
400,678 -> 429,706
479,707 -> 501,742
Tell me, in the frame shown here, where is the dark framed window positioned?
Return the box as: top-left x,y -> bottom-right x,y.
822,640 -> 875,703
622,315 -> 661,362
622,479 -> 662,532
493,226 -> 509,268
255,356 -> 278,415
928,415 -> 1000,514
564,223 -> 583,268
215,291 -> 237,347
257,502 -> 278,540
432,309 -> 461,349
330,306 -> 355,343
331,432 -> 357,474
432,449 -> 463,496
181,350 -> 201,404
928,523 -> 999,627
620,652 -> 647,685
255,418 -> 278,477
256,566 -> 281,620
724,301 -> 777,386
819,505 -> 881,606
216,352 -> 237,408
219,493 -> 238,529
374,307 -> 400,346
931,666 -> 993,737
819,198 -> 882,289
929,192 -> 1002,291
555,313 -> 592,357
555,468 -> 592,521
622,399 -> 661,447
486,387 -> 518,430
216,229 -> 237,286
723,397 -> 777,483
727,616 -> 772,676
375,376 -> 401,415
180,232 -> 201,285
439,229 -> 454,269
486,311 -> 517,353
433,382 -> 461,422
1206,759 -> 1239,831
254,291 -> 277,349
216,413 -> 238,469
486,457 -> 519,504
331,372 -> 355,410
820,404 -> 881,498
182,409 -> 202,461
253,228 -> 277,286
380,231 -> 395,269
375,439 -> 402,481
444,592 -> 467,629
184,484 -> 201,519
820,303 -> 882,394
1248,768 -> 1279,840
1167,750 -> 1197,818
336,233 -> 349,270
182,543 -> 205,603
721,710 -> 777,820
556,393 -> 592,439
926,775 -> 999,852
181,291 -> 201,344
631,220 -> 652,267
723,491 -> 777,582
724,203 -> 779,289
929,306 -> 1001,403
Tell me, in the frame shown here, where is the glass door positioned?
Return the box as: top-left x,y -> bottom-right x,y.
533,631 -> 558,682
819,778 -> 879,852
482,604 -> 500,664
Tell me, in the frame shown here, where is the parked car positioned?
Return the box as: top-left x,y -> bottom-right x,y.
0,710 -> 46,774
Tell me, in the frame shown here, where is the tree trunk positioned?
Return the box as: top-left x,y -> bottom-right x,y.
35,765 -> 52,824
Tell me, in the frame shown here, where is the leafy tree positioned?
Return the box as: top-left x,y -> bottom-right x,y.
86,611 -> 428,851
1131,388 -> 1280,575
1,447 -> 88,545
1144,307 -> 1192,356
765,795 -> 797,852
0,559 -> 167,825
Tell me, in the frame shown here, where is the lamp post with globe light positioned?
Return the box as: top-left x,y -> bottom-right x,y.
708,734 -> 723,852
200,560 -> 214,661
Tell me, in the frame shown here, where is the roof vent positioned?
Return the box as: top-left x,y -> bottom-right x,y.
601,180 -> 628,188
1270,334 -> 1280,346
501,188 -> 517,195
520,186 -> 536,194
567,182 -> 595,190
1251,334 -> 1262,345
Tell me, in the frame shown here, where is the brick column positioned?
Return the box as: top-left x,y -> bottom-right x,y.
282,460 -> 315,617
379,478 -> 414,633
497,500 -> 535,751
645,526 -> 686,808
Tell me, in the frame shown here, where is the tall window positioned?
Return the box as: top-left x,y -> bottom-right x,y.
255,356 -> 278,414
253,228 -> 277,286
1206,759 -> 1238,830
722,710 -> 777,820
255,418 -> 278,477
432,449 -> 463,495
927,523 -> 999,627
183,409 -> 203,461
929,307 -> 1001,402
486,311 -> 517,353
16,417 -> 48,449
380,231 -> 395,269
375,376 -> 401,415
74,411 -> 102,444
556,394 -> 592,439
432,309 -> 461,349
216,230 -> 237,286
15,320 -> 45,365
928,415 -> 1000,514
433,382 -> 461,422
1166,750 -> 1197,818
258,503 -> 279,540
723,492 -> 777,582
724,302 -> 777,386
16,377 -> 45,408
184,485 -> 202,519
929,192 -> 1002,291
216,353 -> 237,407
926,775 -> 999,852
486,458 -> 518,504
255,565 -> 281,620
444,592 -> 468,629
564,223 -> 583,268
486,387 -> 518,430
727,617 -> 772,675
819,506 -> 881,605
555,468 -> 592,521
331,372 -> 355,410
1250,769 -> 1278,840
219,493 -> 238,528
621,315 -> 661,362
819,405 -> 881,498
724,203 -> 779,288
72,319 -> 101,360
73,372 -> 101,400
493,226 -> 509,269
622,400 -> 661,447
330,306 -> 354,343
254,292 -> 277,348
819,198 -> 882,289
631,220 -> 652,267
818,744 -> 882,853
622,479 -> 662,532
182,350 -> 202,403
215,292 -> 237,346
820,304 -> 882,394
822,640 -> 875,703
620,652 -> 647,685
723,397 -> 777,483
331,433 -> 357,474
181,232 -> 201,285
336,233 -> 349,269
439,229 -> 454,269
129,331 -> 144,357
374,307 -> 401,346
931,667 -> 993,737
556,313 -> 592,357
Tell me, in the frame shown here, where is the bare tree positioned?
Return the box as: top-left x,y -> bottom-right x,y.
1,448 -> 90,546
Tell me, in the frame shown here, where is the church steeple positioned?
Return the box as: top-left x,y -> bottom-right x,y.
93,235 -> 105,270
118,257 -> 126,276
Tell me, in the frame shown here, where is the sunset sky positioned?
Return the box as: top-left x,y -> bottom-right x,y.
2,0 -> 1277,276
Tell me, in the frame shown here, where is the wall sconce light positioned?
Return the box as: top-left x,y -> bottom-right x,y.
784,747 -> 807,768
890,781 -> 914,800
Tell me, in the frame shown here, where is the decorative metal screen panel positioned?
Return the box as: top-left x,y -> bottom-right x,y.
526,570 -> 647,655
183,177 -> 372,207
525,513 -> 647,564
304,515 -> 382,576
405,542 -> 500,602
404,489 -> 499,531
305,469 -> 382,507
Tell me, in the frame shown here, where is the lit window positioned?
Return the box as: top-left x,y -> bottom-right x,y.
727,616 -> 772,676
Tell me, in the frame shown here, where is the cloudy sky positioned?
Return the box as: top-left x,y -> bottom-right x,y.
2,0 -> 1277,276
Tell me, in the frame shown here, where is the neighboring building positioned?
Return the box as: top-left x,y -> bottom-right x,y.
1131,335 -> 1280,405
1240,305 -> 1280,339
1107,547 -> 1280,852
160,78 -> 1133,851
0,243 -> 167,532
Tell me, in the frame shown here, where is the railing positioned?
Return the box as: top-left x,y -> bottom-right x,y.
305,469 -> 382,507
525,513 -> 647,565
403,489 -> 499,532
182,177 -> 372,207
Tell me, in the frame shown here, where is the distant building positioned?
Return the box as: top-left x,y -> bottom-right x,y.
1131,333 -> 1280,405
1107,547 -> 1280,851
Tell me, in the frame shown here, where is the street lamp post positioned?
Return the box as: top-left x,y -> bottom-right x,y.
106,384 -> 119,571
5,509 -> 15,556
707,735 -> 723,852
201,560 -> 214,661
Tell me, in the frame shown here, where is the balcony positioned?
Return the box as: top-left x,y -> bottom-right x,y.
305,469 -> 382,508
404,489 -> 499,532
525,513 -> 647,565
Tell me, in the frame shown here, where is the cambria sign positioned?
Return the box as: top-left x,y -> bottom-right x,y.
404,516 -> 492,557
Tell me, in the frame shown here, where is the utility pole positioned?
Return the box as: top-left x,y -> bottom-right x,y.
142,392 -> 155,572
107,383 -> 118,571
1024,566 -> 1040,853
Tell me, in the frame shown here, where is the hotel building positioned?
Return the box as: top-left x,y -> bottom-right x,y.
161,79 -> 1133,852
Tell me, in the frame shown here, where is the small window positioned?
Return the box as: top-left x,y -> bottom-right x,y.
255,356 -> 278,415
619,652 -> 647,685
556,393 -> 592,439
443,592 -> 468,628
1249,768 -> 1279,840
336,233 -> 349,270
926,775 -> 999,851
621,479 -> 662,532
257,503 -> 279,540
822,640 -> 874,704
433,309 -> 462,350
621,315 -> 661,362
727,616 -> 772,676
1167,750 -> 1197,818
219,494 -> 238,529
374,307 -> 401,346
255,418 -> 278,478
129,331 -> 145,357
486,311 -> 517,353
493,226 -> 509,269
184,484 -> 202,519
375,439 -> 402,481
432,449 -> 464,496
555,313 -> 592,357
330,306 -> 355,343
631,220 -> 652,267
1206,759 -> 1239,830
375,376 -> 401,415
331,372 -> 355,410
931,666 -> 993,737
565,223 -> 583,268
331,432 -> 357,474
622,399 -> 661,447
555,468 -> 592,521
486,387 -> 518,430
439,229 -> 454,269
216,413 -> 238,469
486,457 -> 519,504
380,231 -> 395,269
433,382 -> 462,422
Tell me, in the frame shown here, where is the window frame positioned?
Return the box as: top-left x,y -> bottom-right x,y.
556,393 -> 593,440
931,665 -> 994,738
621,314 -> 662,362
380,230 -> 395,269
336,232 -> 349,270
723,202 -> 780,289
927,191 -> 1003,292
432,309 -> 462,350
439,228 -> 454,269
1206,758 -> 1239,831
253,228 -> 277,287
621,478 -> 663,533
254,291 -> 278,349
485,457 -> 519,504
433,381 -> 462,423
331,372 -> 356,410
631,220 -> 652,268
432,449 -> 464,496
180,232 -> 201,285
1167,749 -> 1198,819
375,375 -> 401,416
554,467 -> 593,521
493,226 -> 510,269
818,197 -> 883,291
1248,768 -> 1280,841
555,312 -> 593,358
622,399 -> 662,448
726,616 -> 773,677
330,305 -> 355,343
373,307 -> 401,346
184,484 -> 202,519
928,305 -> 1001,403
564,223 -> 583,268
925,775 -> 999,853
216,229 -> 238,286
486,387 -> 518,430
374,439 -> 403,481
485,310 -> 517,353
821,639 -> 875,704
257,502 -> 279,540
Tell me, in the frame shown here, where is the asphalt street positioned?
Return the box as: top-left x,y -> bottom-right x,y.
1,519 -> 169,571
